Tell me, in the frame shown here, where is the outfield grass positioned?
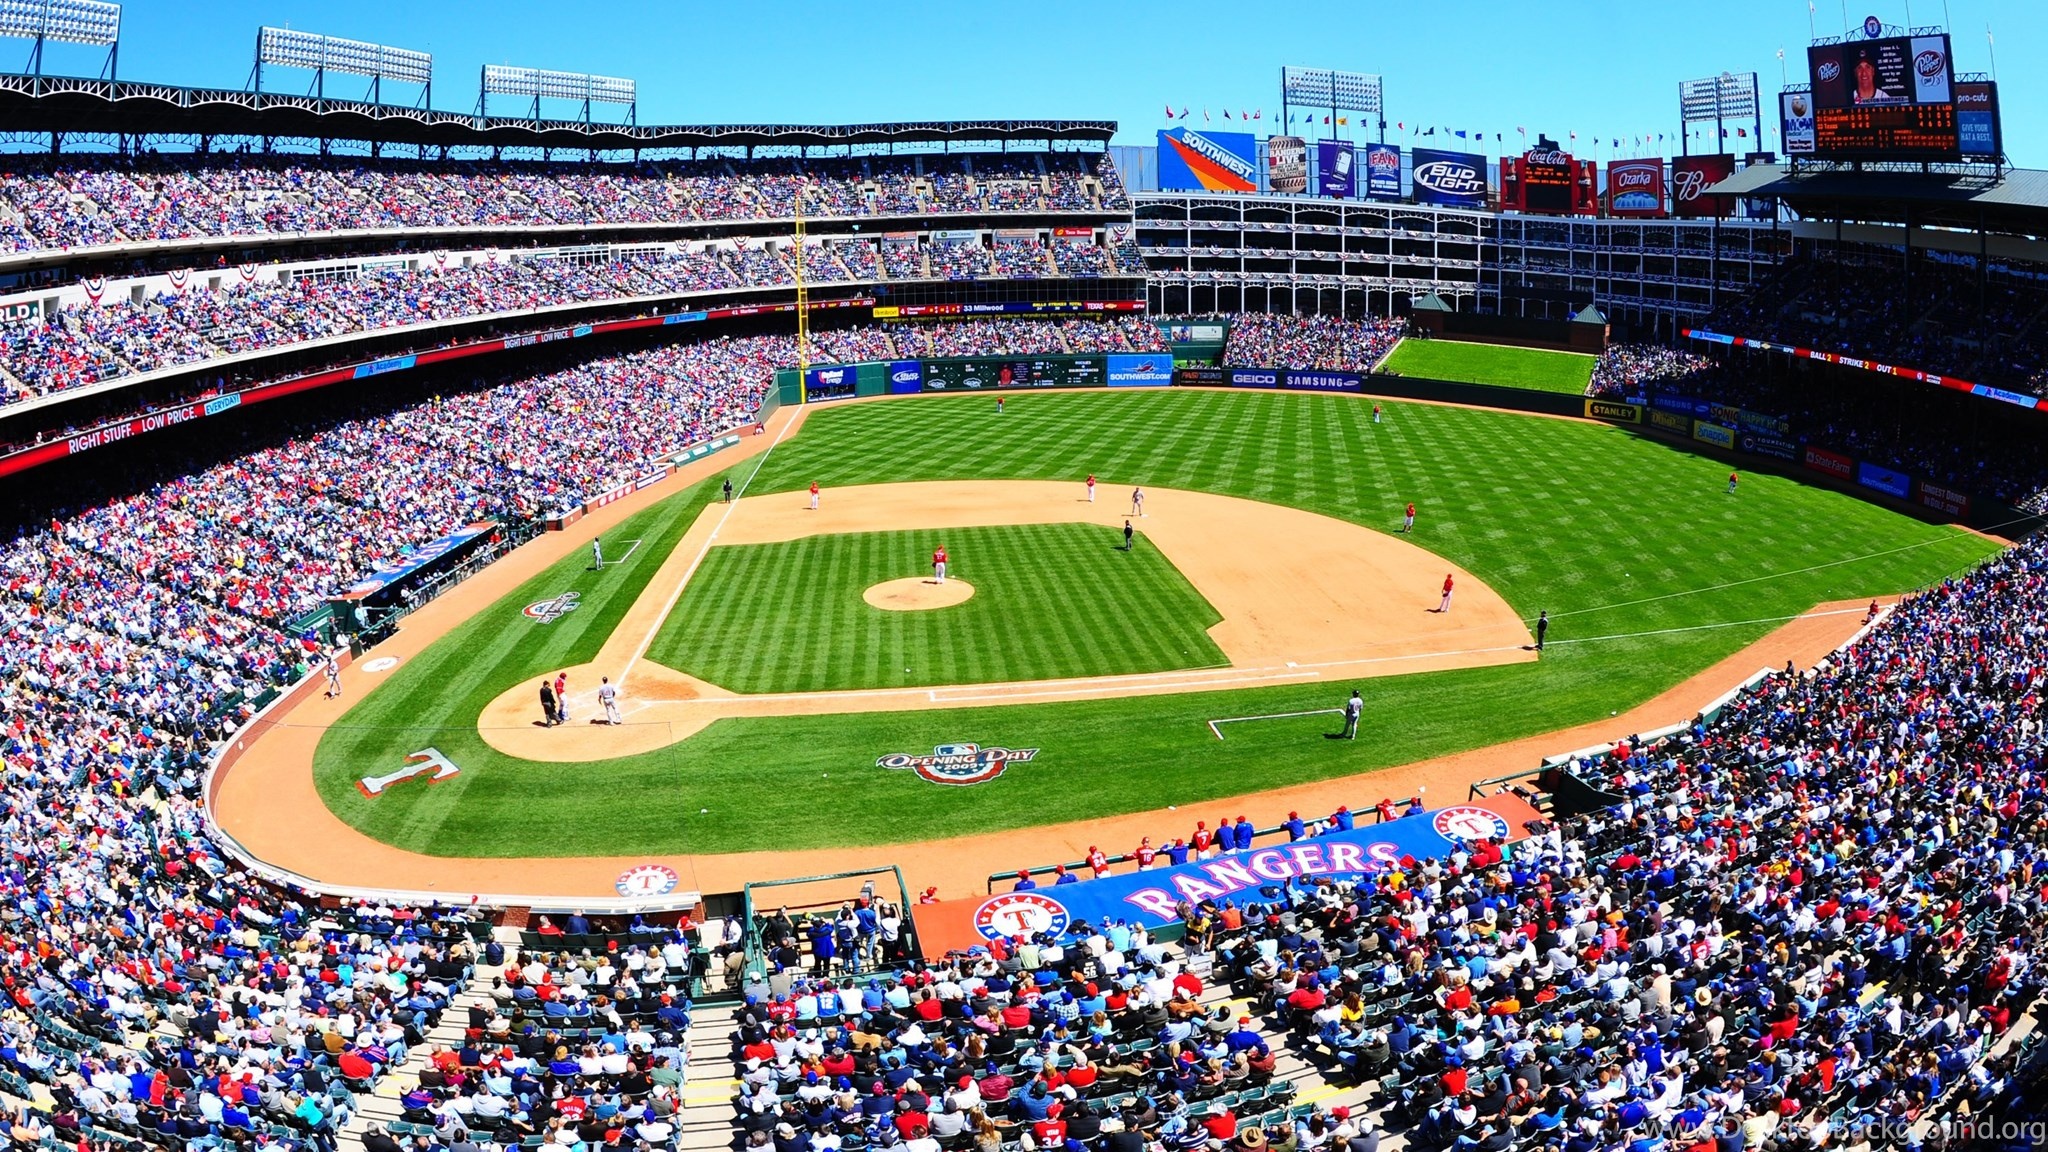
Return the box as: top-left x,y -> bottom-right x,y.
312,390 -> 1997,857
647,524 -> 1225,692
1381,339 -> 1596,394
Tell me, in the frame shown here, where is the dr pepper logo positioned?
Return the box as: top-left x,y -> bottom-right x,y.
1914,49 -> 1945,77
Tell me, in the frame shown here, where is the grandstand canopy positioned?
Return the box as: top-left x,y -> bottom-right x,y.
0,73 -> 1116,151
1714,162 -> 2048,234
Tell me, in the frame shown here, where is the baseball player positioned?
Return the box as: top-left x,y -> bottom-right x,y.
1086,473 -> 1096,502
323,653 -> 341,699
995,396 -> 1004,415
1403,503 -> 1416,533
1085,845 -> 1110,878
1437,573 -> 1455,614
1341,689 -> 1363,739
932,544 -> 948,585
599,677 -> 621,725
809,481 -> 821,510
1133,838 -> 1158,871
1728,470 -> 1739,494
1131,487 -> 1146,517
592,536 -> 603,570
1373,403 -> 1382,425
554,672 -> 571,723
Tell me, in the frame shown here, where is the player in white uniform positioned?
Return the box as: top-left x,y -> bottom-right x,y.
592,537 -> 603,570
599,677 -> 621,725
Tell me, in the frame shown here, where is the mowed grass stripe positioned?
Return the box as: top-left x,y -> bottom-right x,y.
646,523 -> 1228,693
1381,339 -> 1596,393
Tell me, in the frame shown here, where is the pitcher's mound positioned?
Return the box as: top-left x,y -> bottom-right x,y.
864,577 -> 975,611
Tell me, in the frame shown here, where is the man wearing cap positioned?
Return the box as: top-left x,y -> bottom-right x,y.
1014,870 -> 1039,892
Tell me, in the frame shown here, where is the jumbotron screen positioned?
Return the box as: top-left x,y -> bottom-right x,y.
1802,33 -> 1959,158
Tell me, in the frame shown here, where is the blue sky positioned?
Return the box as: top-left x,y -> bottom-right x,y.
22,0 -> 2039,164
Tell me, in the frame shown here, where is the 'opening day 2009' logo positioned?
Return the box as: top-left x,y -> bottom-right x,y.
524,591 -> 581,624
876,742 -> 1040,786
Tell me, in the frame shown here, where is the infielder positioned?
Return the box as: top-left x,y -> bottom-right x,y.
1403,503 -> 1416,533
599,677 -> 621,725
809,481 -> 821,510
592,536 -> 603,570
1086,474 -> 1096,502
1437,573 -> 1455,614
1131,487 -> 1146,517
932,544 -> 948,584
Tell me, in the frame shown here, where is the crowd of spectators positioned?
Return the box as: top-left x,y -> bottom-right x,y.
895,317 -> 1165,361
1222,315 -> 1408,372
1585,344 -> 1717,398
0,152 -> 1130,255
1706,249 -> 2048,394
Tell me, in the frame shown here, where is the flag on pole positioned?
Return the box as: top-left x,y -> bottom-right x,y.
1164,103 -> 1173,119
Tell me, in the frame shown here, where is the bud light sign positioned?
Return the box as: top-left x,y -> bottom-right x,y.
1411,148 -> 1487,208
1363,143 -> 1401,200
887,360 -> 923,394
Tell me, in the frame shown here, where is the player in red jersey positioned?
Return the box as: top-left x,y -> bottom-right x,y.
932,544 -> 948,584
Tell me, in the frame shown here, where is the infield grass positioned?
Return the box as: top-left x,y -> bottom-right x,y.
1381,339 -> 1596,394
312,390 -> 1998,857
648,524 -> 1225,692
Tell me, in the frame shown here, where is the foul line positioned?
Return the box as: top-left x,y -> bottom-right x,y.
603,538 -> 644,565
617,417 -> 801,691
1208,708 -> 1342,740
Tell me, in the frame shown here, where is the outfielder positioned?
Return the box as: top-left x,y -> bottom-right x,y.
932,544 -> 948,584
599,677 -> 621,725
1403,503 -> 1416,533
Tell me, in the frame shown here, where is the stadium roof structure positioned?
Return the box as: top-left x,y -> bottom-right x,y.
1713,162 -> 2048,234
0,72 -> 1117,151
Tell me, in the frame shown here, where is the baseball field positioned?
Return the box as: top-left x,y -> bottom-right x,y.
1380,339 -> 1598,393
227,384 -> 1996,884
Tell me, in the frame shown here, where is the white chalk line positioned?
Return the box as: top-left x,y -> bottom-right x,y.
1208,708 -> 1344,740
616,418 -> 799,692
603,538 -> 644,565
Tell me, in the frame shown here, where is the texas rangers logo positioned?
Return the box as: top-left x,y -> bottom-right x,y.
1431,805 -> 1513,843
524,591 -> 581,624
876,742 -> 1039,786
974,893 -> 1070,942
615,864 -> 680,898
358,748 -> 460,797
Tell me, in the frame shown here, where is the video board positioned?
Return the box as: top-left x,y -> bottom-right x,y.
1803,33 -> 1959,158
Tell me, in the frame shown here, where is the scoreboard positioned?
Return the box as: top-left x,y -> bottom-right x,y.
1813,102 -> 1959,157
1797,32 -> 1960,159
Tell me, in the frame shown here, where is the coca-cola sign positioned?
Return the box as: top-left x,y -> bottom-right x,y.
1523,148 -> 1572,166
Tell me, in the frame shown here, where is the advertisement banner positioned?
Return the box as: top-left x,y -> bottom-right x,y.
1856,461 -> 1912,499
1781,91 -> 1817,156
1317,139 -> 1357,199
1411,148 -> 1488,208
1606,158 -> 1666,217
1739,432 -> 1800,461
1955,81 -> 2001,156
963,800 -> 1534,937
1646,409 -> 1693,435
1804,445 -> 1855,481
1165,323 -> 1227,342
1691,420 -> 1736,449
1106,354 -> 1173,388
1514,148 -> 1578,215
804,365 -> 857,395
1362,143 -> 1401,200
1584,398 -> 1643,424
1228,368 -> 1283,389
1284,369 -> 1363,393
1174,367 -> 1226,387
1671,154 -> 1736,218
1158,127 -> 1259,193
1915,481 -> 1971,517
1267,135 -> 1308,195
887,360 -> 923,394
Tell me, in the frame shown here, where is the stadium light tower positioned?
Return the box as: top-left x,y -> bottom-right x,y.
0,0 -> 121,82
1280,66 -> 1385,142
1677,71 -> 1760,156
479,64 -> 637,126
253,26 -> 433,108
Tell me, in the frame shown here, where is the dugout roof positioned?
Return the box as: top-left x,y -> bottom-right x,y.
1712,162 -> 2048,234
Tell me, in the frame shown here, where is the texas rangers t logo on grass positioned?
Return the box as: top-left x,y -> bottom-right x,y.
524,591 -> 580,624
875,742 -> 1039,786
359,747 -> 460,797
1431,805 -> 1514,843
974,892 -> 1070,941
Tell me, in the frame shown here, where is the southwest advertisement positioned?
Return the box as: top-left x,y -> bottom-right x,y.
1158,127 -> 1259,193
1317,139 -> 1356,199
1106,354 -> 1173,388
1363,143 -> 1401,200
1411,148 -> 1488,208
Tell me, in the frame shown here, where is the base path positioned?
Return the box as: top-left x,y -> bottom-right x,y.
473,480 -> 1534,760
